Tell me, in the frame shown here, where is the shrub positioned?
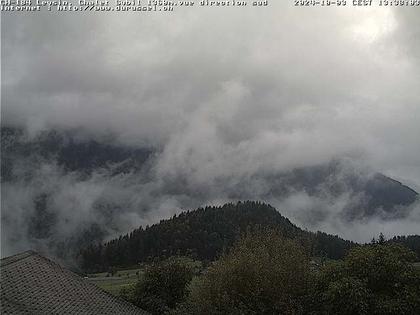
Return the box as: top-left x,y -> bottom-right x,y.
123,257 -> 196,314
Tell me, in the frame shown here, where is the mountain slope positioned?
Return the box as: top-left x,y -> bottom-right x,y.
263,162 -> 418,221
1,127 -> 152,180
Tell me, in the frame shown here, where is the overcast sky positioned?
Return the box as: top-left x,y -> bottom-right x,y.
3,5 -> 419,190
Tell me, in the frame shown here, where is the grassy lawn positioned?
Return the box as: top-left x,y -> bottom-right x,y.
87,268 -> 144,295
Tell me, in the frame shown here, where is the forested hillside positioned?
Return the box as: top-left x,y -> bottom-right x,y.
80,201 -> 356,272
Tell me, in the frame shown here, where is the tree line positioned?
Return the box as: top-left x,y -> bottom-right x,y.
122,229 -> 420,315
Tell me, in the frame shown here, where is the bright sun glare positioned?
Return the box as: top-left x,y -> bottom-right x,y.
350,8 -> 397,43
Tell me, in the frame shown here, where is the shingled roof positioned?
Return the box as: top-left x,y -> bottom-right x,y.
0,251 -> 148,314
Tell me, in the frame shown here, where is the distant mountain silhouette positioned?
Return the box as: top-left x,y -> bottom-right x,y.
1,126 -> 418,264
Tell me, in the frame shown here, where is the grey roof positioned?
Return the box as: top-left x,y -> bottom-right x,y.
0,251 -> 148,314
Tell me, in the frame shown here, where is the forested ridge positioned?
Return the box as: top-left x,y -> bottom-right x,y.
80,201 -> 357,272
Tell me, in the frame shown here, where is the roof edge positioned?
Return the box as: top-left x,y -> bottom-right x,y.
0,250 -> 37,267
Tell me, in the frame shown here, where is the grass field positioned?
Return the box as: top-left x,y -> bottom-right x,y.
87,268 -> 143,295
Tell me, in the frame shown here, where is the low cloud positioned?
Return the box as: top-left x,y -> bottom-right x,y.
1,5 -> 420,256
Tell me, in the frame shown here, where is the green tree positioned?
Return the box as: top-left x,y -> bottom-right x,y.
176,228 -> 311,315
123,257 -> 196,314
313,243 -> 420,315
